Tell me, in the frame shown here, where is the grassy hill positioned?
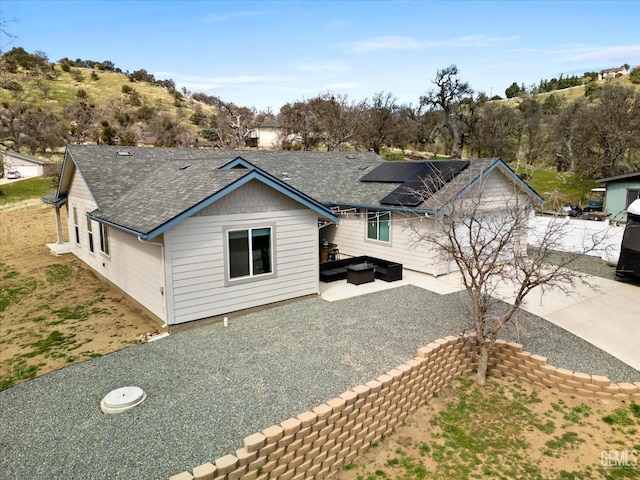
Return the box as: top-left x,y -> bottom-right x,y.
0,61 -> 216,155
0,64 -> 207,115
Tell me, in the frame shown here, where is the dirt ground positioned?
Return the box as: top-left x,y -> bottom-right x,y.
0,203 -> 162,388
337,374 -> 640,479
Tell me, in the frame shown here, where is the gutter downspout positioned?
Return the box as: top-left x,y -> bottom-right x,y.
138,237 -> 168,329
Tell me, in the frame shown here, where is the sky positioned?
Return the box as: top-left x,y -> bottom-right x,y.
1,0 -> 639,111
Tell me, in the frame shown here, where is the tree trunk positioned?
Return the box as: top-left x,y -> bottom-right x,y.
476,342 -> 489,386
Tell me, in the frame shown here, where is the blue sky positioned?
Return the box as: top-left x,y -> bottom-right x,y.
1,0 -> 639,111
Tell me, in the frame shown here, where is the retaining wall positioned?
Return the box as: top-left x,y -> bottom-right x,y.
170,336 -> 640,480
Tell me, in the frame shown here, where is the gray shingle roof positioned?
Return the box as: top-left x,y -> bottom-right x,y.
65,146 -> 252,234
57,146 -> 538,237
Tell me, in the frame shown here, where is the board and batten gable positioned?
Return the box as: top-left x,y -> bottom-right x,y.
164,179 -> 320,325
66,170 -> 167,323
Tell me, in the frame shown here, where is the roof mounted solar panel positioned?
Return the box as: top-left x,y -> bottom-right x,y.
360,163 -> 422,182
377,160 -> 470,207
380,180 -> 425,207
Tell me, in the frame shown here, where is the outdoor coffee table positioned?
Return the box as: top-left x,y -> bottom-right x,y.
345,262 -> 375,285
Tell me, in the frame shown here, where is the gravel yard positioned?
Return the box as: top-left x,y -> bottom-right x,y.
1,280 -> 638,480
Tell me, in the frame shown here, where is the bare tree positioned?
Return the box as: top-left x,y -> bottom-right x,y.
213,101 -> 255,149
0,100 -> 66,152
420,65 -> 474,157
311,93 -> 365,151
516,96 -> 553,166
63,97 -> 98,144
360,91 -> 398,154
0,13 -> 19,55
474,102 -> 520,159
550,97 -> 583,172
278,99 -> 320,151
409,167 -> 605,385
572,84 -> 640,177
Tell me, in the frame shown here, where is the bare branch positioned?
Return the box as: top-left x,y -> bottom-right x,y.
405,162 -> 614,385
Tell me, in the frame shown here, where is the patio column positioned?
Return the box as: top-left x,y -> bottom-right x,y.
55,205 -> 63,244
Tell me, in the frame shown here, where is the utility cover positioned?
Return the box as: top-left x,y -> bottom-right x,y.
101,386 -> 146,414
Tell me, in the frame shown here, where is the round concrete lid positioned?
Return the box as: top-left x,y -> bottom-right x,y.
101,386 -> 146,414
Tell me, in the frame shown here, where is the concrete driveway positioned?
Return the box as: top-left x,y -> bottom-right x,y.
502,275 -> 640,371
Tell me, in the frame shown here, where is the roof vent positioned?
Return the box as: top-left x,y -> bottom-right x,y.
281,172 -> 291,180
346,154 -> 356,159
179,164 -> 191,170
101,386 -> 146,414
115,151 -> 132,156
358,165 -> 369,170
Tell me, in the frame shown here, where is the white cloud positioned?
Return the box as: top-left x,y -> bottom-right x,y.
341,35 -> 424,53
204,11 -> 261,22
341,34 -> 518,53
553,44 -> 640,65
505,44 -> 640,67
156,72 -> 299,91
295,61 -> 349,73
323,82 -> 361,91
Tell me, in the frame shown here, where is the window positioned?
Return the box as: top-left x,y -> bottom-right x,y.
100,224 -> 110,256
227,227 -> 272,280
87,217 -> 94,253
626,189 -> 640,209
367,211 -> 390,242
73,207 -> 80,245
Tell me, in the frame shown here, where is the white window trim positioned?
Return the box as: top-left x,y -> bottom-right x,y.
366,210 -> 391,244
99,223 -> 110,257
73,206 -> 80,245
87,216 -> 94,254
223,224 -> 276,286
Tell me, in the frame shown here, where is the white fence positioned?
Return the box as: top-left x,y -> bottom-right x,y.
528,215 -> 624,265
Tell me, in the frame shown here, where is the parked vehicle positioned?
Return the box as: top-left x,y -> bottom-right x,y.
583,187 -> 606,213
616,199 -> 640,283
6,170 -> 21,179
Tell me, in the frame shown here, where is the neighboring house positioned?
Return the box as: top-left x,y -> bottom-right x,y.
598,65 -> 629,81
43,146 -> 542,327
1,151 -> 57,178
245,122 -> 283,149
596,171 -> 640,222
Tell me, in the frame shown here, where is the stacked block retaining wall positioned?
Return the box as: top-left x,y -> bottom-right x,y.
170,336 -> 640,480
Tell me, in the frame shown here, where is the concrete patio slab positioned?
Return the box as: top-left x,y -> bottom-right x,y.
46,242 -> 74,255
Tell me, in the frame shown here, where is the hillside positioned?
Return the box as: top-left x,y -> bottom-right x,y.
0,54 -> 217,154
0,62 -> 210,116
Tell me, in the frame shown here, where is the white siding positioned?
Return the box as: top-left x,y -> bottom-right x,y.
66,171 -> 166,322
324,168 -> 533,276
164,181 -> 319,324
323,212 -> 443,275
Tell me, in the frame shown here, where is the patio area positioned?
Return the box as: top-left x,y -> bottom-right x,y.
320,267 -> 640,372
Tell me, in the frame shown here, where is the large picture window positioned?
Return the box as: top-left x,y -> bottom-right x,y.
367,211 -> 390,242
227,227 -> 273,280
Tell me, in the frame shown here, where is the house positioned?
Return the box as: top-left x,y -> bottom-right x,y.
598,65 -> 629,81
1,151 -> 57,178
245,122 -> 283,149
43,146 -> 542,327
596,171 -> 640,222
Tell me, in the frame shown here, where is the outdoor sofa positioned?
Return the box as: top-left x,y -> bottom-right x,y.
319,256 -> 403,283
